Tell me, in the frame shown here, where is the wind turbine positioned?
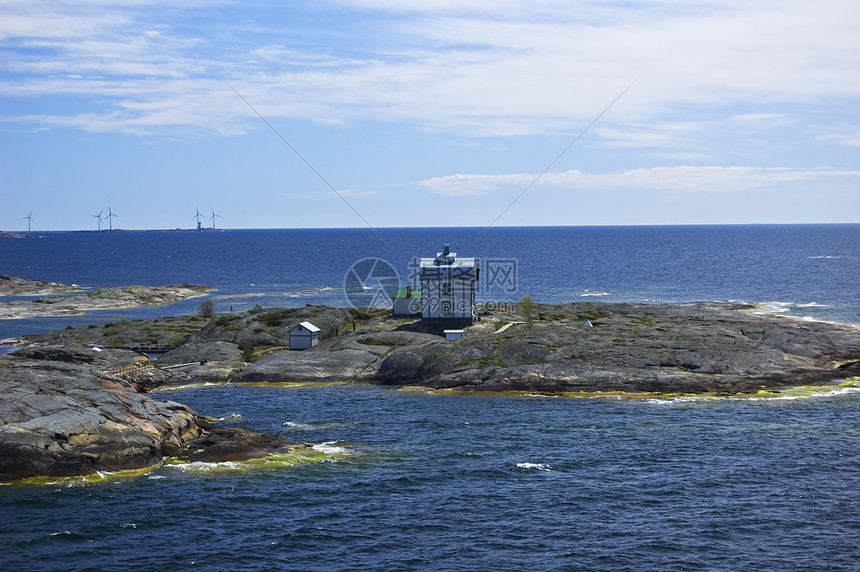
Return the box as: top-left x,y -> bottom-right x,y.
92,209 -> 104,231
193,206 -> 203,229
210,208 -> 221,229
105,206 -> 118,231
23,211 -> 34,232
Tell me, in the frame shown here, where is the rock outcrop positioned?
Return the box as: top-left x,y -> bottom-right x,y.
0,283 -> 213,319
373,302 -> 860,394
182,305 -> 354,348
234,335 -> 390,383
0,305 -> 362,480
0,358 -> 309,481
0,273 -> 77,296
0,360 -> 200,480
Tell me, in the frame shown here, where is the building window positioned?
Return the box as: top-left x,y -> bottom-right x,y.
442,282 -> 451,295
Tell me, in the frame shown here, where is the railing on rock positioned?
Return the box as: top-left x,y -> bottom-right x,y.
103,362 -> 157,376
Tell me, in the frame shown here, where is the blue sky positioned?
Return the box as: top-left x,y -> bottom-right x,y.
2,0 -> 859,231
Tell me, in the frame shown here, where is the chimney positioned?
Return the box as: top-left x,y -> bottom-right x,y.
443,244 -> 450,257
406,285 -> 412,298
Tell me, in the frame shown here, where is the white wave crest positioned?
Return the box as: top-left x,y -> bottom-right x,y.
516,462 -> 552,471
167,461 -> 241,472
645,386 -> 860,405
313,441 -> 348,455
747,386 -> 860,401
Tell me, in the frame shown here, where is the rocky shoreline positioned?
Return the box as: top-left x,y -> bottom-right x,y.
0,273 -> 80,297
0,278 -> 213,319
2,299 -> 858,481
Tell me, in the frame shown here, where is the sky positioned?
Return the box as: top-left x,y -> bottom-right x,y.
1,0 -> 859,231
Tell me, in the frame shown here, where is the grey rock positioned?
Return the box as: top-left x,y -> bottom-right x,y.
0,360 -> 200,480
234,343 -> 385,383
158,341 -> 243,365
13,343 -> 141,370
234,328 -> 279,348
373,302 -> 860,394
0,283 -> 213,319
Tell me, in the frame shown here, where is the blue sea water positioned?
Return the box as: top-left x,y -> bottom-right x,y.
1,225 -> 860,570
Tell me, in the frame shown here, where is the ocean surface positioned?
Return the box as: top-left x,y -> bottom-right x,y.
2,225 -> 859,570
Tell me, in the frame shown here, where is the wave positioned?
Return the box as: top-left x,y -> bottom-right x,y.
312,441 -> 349,455
286,286 -> 340,298
745,386 -> 860,401
167,460 -> 241,473
751,301 -> 830,315
156,443 -> 352,475
579,290 -> 610,297
282,420 -> 314,430
515,462 -> 553,472
644,385 -> 860,405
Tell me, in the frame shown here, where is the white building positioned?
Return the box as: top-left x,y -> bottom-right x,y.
289,321 -> 320,350
392,285 -> 424,316
419,244 -> 478,320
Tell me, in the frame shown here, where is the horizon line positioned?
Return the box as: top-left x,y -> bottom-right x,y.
3,221 -> 859,234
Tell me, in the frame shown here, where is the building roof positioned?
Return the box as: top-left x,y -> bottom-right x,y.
393,288 -> 422,299
290,321 -> 320,333
419,256 -> 477,279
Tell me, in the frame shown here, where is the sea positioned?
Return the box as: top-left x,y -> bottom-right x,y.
1,225 -> 859,570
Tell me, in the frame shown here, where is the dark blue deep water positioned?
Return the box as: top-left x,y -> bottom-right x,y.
2,225 -> 860,570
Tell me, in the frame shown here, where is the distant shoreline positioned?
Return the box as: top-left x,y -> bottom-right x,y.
0,275 -> 212,320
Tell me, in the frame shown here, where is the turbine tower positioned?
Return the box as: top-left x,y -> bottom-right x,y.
23,211 -> 34,232
193,206 -> 203,230
210,208 -> 221,229
92,209 -> 104,231
106,206 -> 118,231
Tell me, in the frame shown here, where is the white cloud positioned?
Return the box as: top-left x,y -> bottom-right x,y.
815,131 -> 860,148
1,0 -> 858,138
419,166 -> 860,196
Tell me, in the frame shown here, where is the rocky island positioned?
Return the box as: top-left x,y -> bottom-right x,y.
0,273 -> 80,297
1,298 -> 858,481
0,276 -> 213,319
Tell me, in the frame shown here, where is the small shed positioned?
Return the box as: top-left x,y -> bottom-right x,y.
289,321 -> 320,350
392,286 -> 424,316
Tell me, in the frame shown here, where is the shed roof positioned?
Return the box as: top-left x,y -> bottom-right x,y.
290,321 -> 320,333
393,288 -> 422,299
